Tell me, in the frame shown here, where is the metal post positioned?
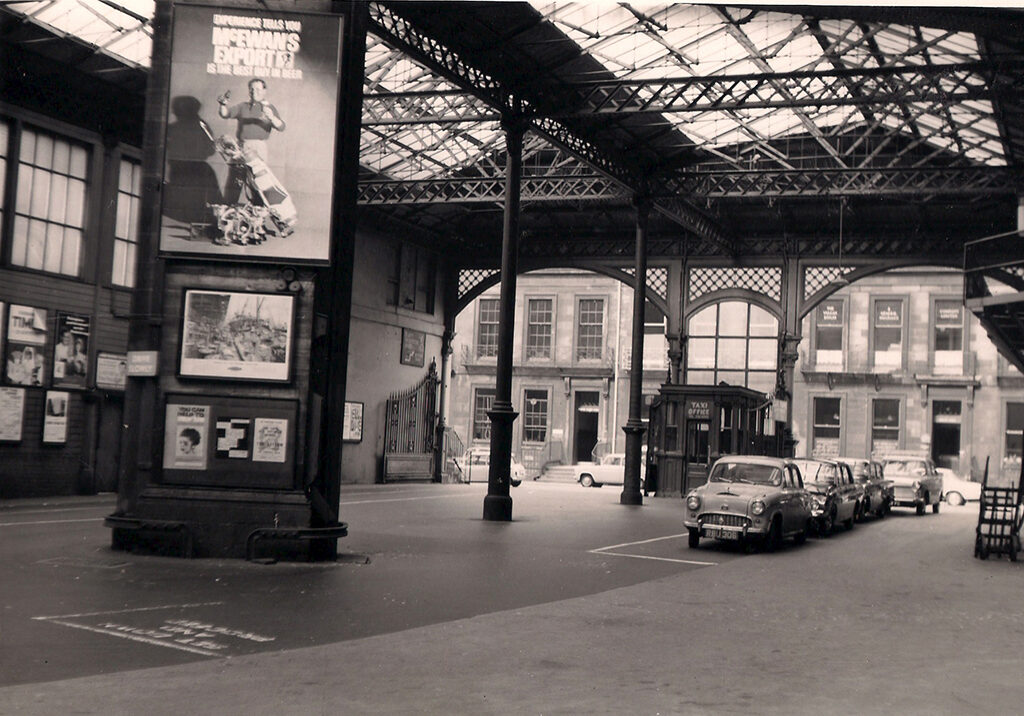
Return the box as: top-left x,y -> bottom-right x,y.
621,198 -> 649,506
483,116 -> 525,521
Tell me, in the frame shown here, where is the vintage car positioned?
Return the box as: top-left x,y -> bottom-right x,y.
459,448 -> 526,487
880,452 -> 944,514
684,455 -> 812,551
937,468 -> 982,506
574,452 -> 645,488
837,456 -> 894,518
793,458 -> 863,534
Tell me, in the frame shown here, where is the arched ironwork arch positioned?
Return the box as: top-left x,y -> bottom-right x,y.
455,261 -> 670,317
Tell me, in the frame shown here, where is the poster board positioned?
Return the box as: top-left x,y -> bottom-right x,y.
4,305 -> 47,387
162,393 -> 297,489
43,390 -> 69,444
95,352 -> 128,391
0,387 -> 25,442
177,289 -> 296,383
158,3 -> 343,264
52,312 -> 91,389
342,401 -> 363,443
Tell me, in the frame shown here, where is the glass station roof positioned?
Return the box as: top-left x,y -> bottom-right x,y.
2,1 -> 1014,187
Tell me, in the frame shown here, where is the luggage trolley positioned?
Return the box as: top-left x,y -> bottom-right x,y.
974,458 -> 1024,561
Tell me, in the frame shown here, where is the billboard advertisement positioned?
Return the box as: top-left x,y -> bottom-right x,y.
159,4 -> 343,263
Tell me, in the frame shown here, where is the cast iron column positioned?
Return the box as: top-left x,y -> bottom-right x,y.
621,198 -> 649,506
483,116 -> 525,521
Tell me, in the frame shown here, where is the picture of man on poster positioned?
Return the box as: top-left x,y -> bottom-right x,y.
217,78 -> 285,164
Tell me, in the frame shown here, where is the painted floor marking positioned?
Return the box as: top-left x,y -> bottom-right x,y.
0,517 -> 100,527
590,532 -> 718,566
32,602 -> 275,658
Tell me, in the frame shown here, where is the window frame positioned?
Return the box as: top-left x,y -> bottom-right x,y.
809,297 -> 846,370
810,393 -> 844,458
869,396 -> 903,457
930,295 -> 965,374
111,154 -> 142,288
683,300 -> 779,392
574,295 -> 606,363
6,121 -> 94,279
523,294 -> 555,363
475,296 -> 500,359
869,295 -> 908,371
472,386 -> 496,442
1003,400 -> 1024,476
521,387 -> 550,444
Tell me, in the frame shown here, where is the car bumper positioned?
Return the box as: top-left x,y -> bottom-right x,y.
685,513 -> 765,538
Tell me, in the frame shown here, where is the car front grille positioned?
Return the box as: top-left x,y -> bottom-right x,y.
701,513 -> 749,528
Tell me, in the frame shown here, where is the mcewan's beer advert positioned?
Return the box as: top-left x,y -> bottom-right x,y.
159,4 -> 343,263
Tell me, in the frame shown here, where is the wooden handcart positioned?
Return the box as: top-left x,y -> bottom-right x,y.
974,457 -> 1024,561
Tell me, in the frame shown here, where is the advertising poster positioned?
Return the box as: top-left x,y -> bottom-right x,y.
163,403 -> 211,470
216,417 -> 252,459
43,391 -> 69,444
178,289 -> 295,382
95,352 -> 128,391
0,387 -> 25,442
52,312 -> 91,389
4,305 -> 47,387
253,417 -> 288,462
342,401 -> 363,443
159,4 -> 343,263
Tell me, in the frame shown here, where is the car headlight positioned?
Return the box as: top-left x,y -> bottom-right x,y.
912,480 -> 921,490
811,497 -> 823,510
751,500 -> 766,516
686,494 -> 701,510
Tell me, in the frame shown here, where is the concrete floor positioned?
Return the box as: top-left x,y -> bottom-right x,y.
0,482 -> 1021,715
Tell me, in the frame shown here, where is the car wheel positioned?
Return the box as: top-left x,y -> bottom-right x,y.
862,498 -> 871,519
687,528 -> 700,549
580,474 -> 594,488
843,508 -> 855,530
916,501 -> 926,516
821,508 -> 835,536
932,500 -> 940,514
946,491 -> 965,507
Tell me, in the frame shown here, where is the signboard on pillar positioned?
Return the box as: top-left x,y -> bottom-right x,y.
158,3 -> 343,264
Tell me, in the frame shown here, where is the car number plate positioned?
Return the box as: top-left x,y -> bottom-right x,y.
705,528 -> 738,540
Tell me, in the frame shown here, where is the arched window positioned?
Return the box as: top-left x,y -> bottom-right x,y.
686,301 -> 778,394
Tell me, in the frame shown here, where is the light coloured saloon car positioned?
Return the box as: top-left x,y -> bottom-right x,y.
880,452 -> 944,515
684,455 -> 812,551
574,452 -> 645,488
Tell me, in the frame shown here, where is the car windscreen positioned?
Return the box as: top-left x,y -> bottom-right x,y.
709,462 -> 782,486
884,460 -> 927,475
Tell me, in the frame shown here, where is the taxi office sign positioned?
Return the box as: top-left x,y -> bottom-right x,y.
686,398 -> 711,421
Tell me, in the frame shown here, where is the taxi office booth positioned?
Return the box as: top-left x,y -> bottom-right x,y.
647,383 -> 782,498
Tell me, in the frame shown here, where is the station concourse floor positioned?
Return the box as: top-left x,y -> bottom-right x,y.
1,481 -> 1022,715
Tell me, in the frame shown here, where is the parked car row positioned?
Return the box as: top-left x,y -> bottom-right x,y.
684,452 -> 961,551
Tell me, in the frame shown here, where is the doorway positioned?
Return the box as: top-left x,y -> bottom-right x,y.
932,400 -> 961,472
95,397 -> 123,492
573,391 -> 599,462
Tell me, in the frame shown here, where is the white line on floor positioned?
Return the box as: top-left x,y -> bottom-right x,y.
0,517 -> 100,527
34,602 -> 225,620
588,550 -> 718,566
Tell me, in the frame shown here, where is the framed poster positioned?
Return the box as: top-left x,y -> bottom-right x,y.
162,393 -> 297,489
0,386 -> 25,442
342,401 -> 363,443
158,3 -> 344,264
4,305 -> 47,387
178,289 -> 296,383
43,390 -> 69,444
52,312 -> 91,389
401,328 -> 425,367
95,352 -> 128,391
